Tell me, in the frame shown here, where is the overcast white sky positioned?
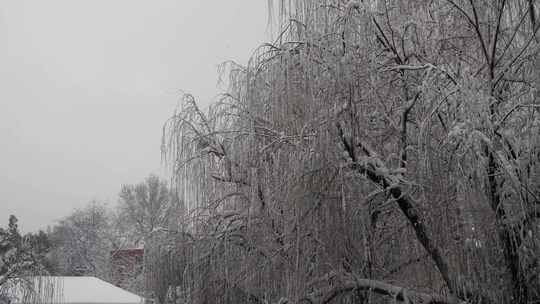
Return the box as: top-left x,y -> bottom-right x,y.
0,1 -> 268,232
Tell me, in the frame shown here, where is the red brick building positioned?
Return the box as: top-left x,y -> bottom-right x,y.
110,248 -> 144,288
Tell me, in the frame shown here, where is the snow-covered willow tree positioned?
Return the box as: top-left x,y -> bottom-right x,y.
159,1 -> 540,303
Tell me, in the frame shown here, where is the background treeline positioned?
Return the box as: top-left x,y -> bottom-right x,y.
2,175 -> 184,294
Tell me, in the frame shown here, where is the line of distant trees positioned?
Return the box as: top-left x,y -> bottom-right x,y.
0,174 -> 184,296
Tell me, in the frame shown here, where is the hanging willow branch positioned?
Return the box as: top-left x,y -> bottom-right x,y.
159,1 -> 540,304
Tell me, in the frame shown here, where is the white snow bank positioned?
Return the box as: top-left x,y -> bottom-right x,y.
7,276 -> 143,304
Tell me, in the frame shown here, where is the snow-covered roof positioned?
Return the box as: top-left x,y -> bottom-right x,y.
8,276 -> 143,304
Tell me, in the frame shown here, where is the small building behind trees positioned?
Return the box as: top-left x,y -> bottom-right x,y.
110,248 -> 144,289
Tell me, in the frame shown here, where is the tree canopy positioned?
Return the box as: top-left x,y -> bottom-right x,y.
160,1 -> 540,304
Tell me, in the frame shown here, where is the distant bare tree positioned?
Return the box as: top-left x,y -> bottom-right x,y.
48,202 -> 113,280
117,175 -> 184,245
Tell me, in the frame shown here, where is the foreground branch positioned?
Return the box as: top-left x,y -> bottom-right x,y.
336,127 -> 495,303
336,124 -> 455,292
304,275 -> 466,304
